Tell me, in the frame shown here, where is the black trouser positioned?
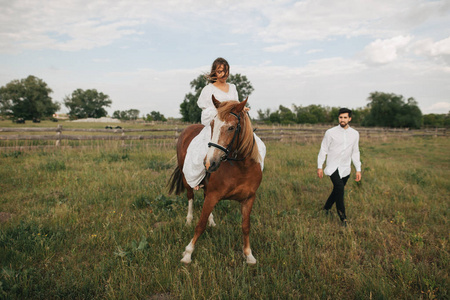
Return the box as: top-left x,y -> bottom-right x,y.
324,169 -> 350,221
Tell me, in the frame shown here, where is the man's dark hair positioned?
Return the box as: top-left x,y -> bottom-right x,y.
338,108 -> 352,117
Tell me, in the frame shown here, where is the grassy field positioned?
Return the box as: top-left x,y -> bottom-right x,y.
0,122 -> 449,299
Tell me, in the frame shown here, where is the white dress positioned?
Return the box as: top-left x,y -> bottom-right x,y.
183,83 -> 266,188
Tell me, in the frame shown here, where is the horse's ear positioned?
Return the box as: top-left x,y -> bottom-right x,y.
212,95 -> 221,108
235,97 -> 248,113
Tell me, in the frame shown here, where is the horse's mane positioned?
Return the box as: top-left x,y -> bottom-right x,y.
217,101 -> 261,163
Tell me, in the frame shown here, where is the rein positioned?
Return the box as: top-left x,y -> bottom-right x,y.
208,111 -> 255,162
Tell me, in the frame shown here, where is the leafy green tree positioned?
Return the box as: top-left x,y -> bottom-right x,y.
269,111 -> 281,123
180,73 -> 254,123
362,92 -> 422,128
113,109 -> 140,120
293,105 -> 319,124
326,107 -> 340,123
180,75 -> 205,123
423,113 -> 450,127
228,74 -> 254,101
257,108 -> 271,122
64,89 -> 112,119
278,105 -> 296,124
0,75 -> 60,119
309,105 -> 327,123
144,111 -> 167,122
348,107 -> 370,124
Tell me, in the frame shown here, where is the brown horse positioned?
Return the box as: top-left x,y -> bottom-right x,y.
168,96 -> 262,264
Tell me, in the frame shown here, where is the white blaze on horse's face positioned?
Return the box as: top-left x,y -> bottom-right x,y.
204,116 -> 234,173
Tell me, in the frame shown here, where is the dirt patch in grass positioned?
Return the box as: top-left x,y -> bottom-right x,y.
0,212 -> 13,223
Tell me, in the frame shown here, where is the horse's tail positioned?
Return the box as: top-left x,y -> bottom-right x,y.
167,165 -> 185,195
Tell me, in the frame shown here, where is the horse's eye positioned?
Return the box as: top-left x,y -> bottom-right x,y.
228,126 -> 235,131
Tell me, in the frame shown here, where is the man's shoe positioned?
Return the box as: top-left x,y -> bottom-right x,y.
323,209 -> 331,216
342,219 -> 348,227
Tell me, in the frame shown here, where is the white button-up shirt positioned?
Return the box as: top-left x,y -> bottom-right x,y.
317,125 -> 361,178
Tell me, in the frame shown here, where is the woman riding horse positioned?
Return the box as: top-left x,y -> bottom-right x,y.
168,96 -> 263,264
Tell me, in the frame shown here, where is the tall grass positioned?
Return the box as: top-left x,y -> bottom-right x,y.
0,136 -> 448,299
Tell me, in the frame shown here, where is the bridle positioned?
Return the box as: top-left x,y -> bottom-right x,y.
207,111 -> 254,162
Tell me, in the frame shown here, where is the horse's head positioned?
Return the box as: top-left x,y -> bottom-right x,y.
204,96 -> 256,173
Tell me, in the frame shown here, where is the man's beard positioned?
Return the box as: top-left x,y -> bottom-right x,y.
339,121 -> 348,128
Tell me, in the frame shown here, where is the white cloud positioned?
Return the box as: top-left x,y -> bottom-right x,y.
425,102 -> 450,113
264,42 -> 300,53
1,0 -> 449,53
362,36 -> 412,64
0,1 -> 147,52
306,49 -> 324,55
256,0 -> 450,43
413,36 -> 450,65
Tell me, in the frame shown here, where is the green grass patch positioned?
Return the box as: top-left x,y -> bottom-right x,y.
0,135 -> 449,299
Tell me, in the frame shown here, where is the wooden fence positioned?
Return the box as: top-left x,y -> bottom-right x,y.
257,126 -> 447,141
0,125 -> 447,149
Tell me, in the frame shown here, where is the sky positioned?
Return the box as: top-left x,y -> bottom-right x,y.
1,0 -> 449,119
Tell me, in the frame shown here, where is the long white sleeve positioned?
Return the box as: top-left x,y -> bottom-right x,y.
351,133 -> 361,172
197,85 -> 215,110
317,130 -> 329,169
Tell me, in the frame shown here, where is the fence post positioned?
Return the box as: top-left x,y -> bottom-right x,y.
121,129 -> 125,147
55,125 -> 62,146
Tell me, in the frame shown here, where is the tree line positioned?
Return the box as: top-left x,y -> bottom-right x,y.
255,92 -> 428,129
1,75 -> 448,128
179,75 -> 449,129
0,75 -> 168,122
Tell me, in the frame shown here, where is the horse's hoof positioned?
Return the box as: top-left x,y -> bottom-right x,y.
245,252 -> 257,265
246,256 -> 257,265
208,214 -> 216,227
181,256 -> 192,264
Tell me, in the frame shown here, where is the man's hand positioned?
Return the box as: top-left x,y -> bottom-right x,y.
355,171 -> 361,182
317,169 -> 323,179
243,107 -> 250,112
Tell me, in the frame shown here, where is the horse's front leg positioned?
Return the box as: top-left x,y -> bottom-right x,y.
181,196 -> 219,264
241,195 -> 257,264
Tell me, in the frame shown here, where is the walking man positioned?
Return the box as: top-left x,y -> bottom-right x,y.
317,108 -> 362,226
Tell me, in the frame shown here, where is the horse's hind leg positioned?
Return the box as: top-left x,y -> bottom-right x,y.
241,195 -> 257,264
186,186 -> 216,227
186,188 -> 194,226
208,210 -> 216,227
